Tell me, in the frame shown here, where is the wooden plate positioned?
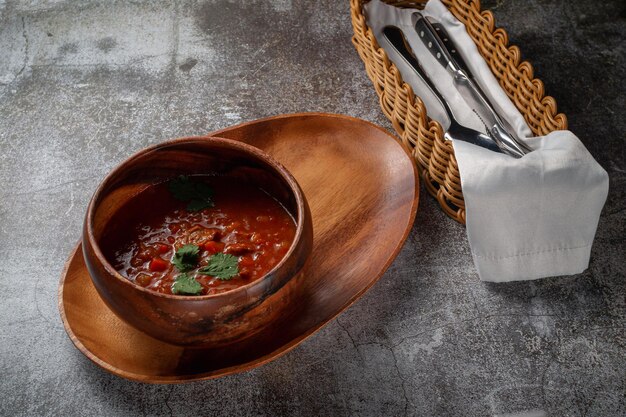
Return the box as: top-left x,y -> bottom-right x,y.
58,113 -> 419,383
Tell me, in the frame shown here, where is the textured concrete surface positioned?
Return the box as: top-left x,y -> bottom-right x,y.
0,0 -> 624,416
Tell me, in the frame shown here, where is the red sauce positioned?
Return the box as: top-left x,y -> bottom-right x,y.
102,176 -> 296,295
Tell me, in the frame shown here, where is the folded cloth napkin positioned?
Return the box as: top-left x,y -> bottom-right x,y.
365,0 -> 609,282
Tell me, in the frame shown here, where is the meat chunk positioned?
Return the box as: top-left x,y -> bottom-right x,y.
186,227 -> 221,246
224,242 -> 255,256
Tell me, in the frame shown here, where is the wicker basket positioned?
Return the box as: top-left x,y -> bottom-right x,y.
351,0 -> 567,223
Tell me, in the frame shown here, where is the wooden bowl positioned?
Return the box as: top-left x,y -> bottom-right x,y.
82,137 -> 313,347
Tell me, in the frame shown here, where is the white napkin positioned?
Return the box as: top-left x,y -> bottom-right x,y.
364,0 -> 609,282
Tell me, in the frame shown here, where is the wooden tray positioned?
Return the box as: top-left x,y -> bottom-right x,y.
58,113 -> 419,383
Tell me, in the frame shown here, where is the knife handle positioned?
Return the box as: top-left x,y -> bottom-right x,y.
412,13 -> 461,74
427,20 -> 473,78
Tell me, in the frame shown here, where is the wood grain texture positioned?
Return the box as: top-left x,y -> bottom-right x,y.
59,112 -> 419,383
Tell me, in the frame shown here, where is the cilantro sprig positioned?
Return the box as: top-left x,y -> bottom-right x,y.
198,253 -> 239,281
168,175 -> 215,212
171,273 -> 202,295
168,241 -> 239,297
171,244 -> 200,272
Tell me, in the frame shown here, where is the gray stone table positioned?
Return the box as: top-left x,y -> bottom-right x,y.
1,0 -> 624,416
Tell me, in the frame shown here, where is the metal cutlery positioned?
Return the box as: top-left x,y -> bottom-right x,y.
382,26 -> 503,154
413,13 -> 532,157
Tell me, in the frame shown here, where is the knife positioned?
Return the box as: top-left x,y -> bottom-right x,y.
413,13 -> 532,158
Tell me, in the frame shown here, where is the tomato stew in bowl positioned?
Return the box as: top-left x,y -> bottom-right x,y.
102,176 -> 297,296
83,137 -> 312,346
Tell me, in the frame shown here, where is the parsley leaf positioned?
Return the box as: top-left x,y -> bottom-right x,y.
167,175 -> 215,212
171,273 -> 202,295
198,253 -> 239,280
171,244 -> 200,272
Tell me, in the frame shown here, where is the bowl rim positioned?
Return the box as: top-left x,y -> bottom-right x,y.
85,135 -> 308,301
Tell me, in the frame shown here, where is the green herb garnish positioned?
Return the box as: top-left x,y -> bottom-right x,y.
171,273 -> 202,295
171,244 -> 200,272
198,253 -> 239,280
167,175 -> 215,212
